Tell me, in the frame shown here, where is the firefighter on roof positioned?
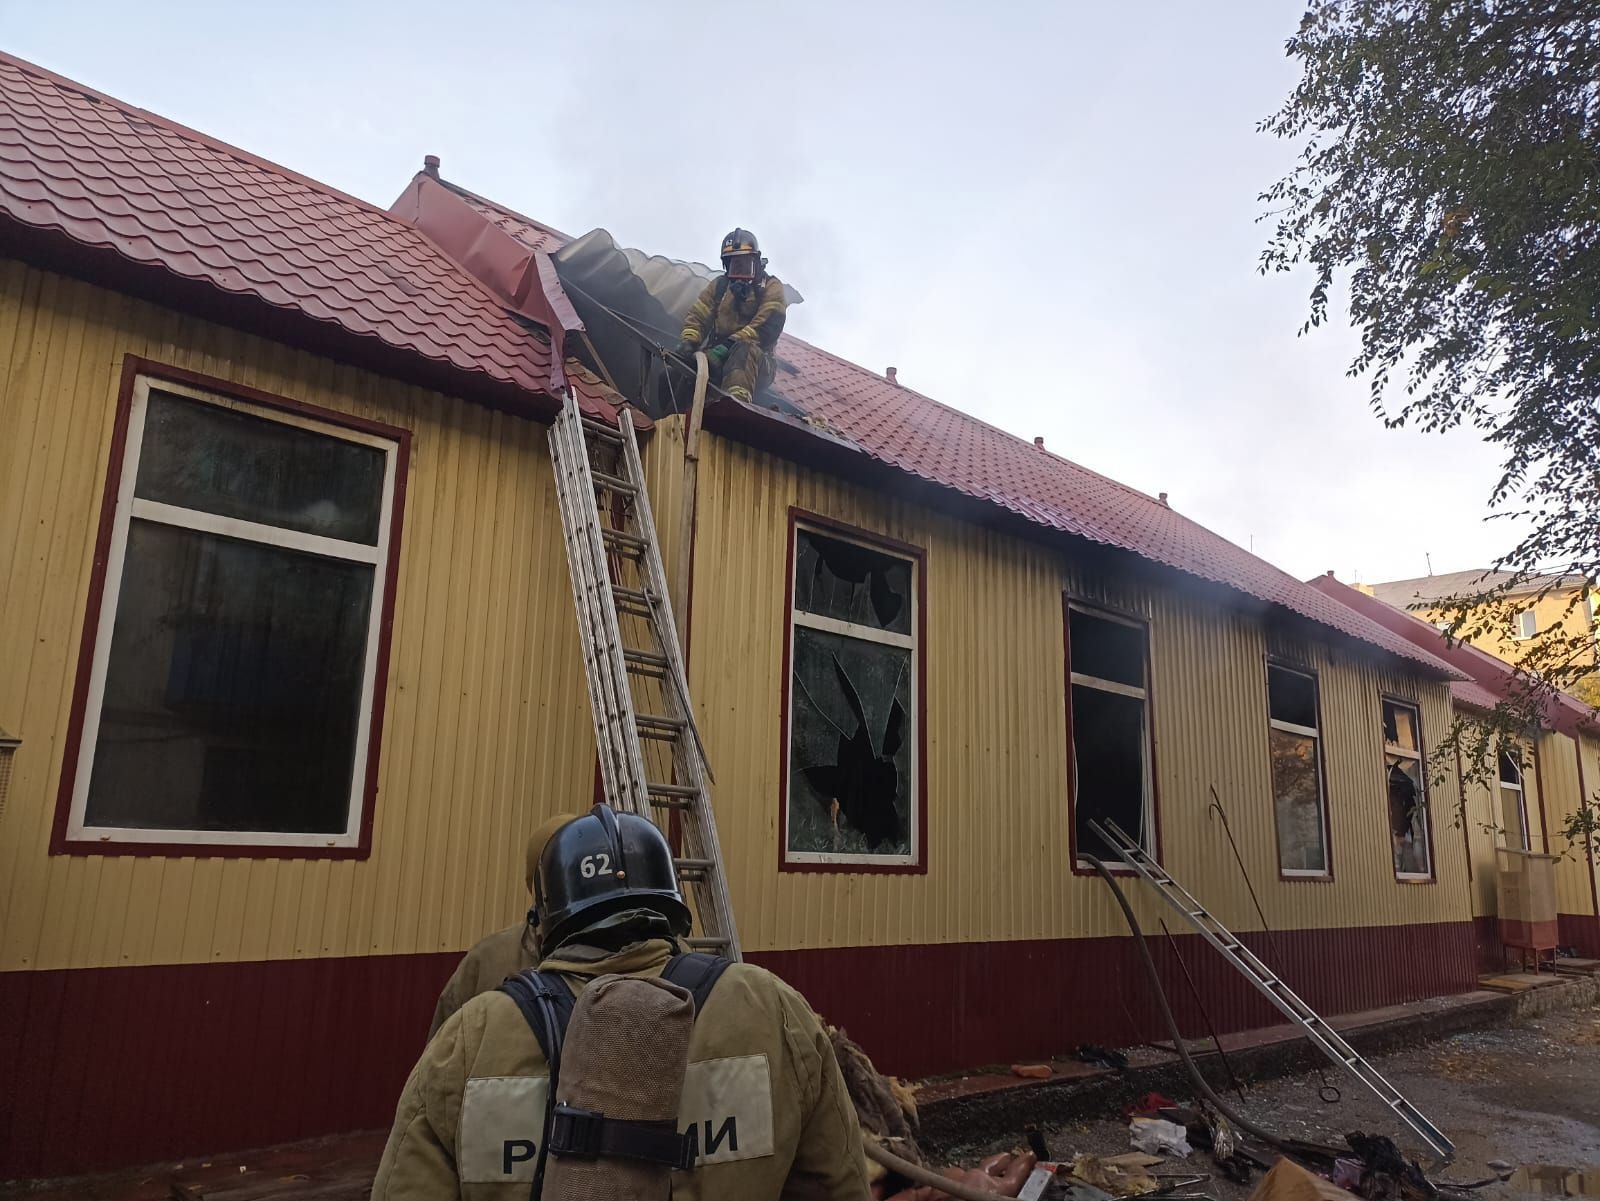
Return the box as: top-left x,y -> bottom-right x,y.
675,228 -> 788,404
374,803 -> 869,1201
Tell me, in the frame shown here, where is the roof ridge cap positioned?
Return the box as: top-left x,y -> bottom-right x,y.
437,177 -> 576,244
0,50 -> 409,228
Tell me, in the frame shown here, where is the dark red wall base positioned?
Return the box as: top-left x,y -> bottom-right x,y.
1,921 -> 1477,1180
0,951 -> 458,1181
1559,913 -> 1600,958
751,920 -> 1478,1079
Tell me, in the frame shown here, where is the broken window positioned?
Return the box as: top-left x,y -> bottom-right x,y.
1067,605 -> 1153,861
63,377 -> 398,849
1382,699 -> 1432,879
1267,664 -> 1329,875
786,525 -> 917,865
1498,750 -> 1529,850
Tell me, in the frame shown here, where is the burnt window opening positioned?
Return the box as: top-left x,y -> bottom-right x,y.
787,526 -> 917,865
1068,605 -> 1153,862
1266,664 -> 1328,875
1382,699 -> 1431,878
1497,749 -> 1529,850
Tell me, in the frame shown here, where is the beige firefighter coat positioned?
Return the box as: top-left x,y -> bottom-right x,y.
376,938 -> 871,1201
428,920 -> 538,1038
428,813 -> 576,1037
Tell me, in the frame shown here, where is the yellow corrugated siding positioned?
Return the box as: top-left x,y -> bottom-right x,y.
1539,731 -> 1598,917
1580,733 -> 1600,915
0,261 -> 596,972
1,258 -> 1482,976
686,435 -> 1472,953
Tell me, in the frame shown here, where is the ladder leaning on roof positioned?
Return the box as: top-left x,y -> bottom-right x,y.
1088,818 -> 1453,1161
546,371 -> 741,961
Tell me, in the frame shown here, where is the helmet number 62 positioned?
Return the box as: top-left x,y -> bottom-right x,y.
580,853 -> 613,879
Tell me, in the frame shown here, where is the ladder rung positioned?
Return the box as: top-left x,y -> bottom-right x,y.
601,528 -> 647,555
649,795 -> 692,812
592,470 -> 637,495
581,417 -> 624,443
675,857 -> 715,878
648,782 -> 698,798
684,937 -> 731,951
636,713 -> 686,739
623,648 -> 669,676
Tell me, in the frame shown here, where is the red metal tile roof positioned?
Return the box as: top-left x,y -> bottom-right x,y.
458,191 -> 1461,677
1451,678 -> 1504,713
0,53 -> 617,418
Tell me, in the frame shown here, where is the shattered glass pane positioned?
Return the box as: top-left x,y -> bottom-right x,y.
1071,683 -> 1148,858
788,625 -> 912,857
1270,727 -> 1326,872
1382,701 -> 1419,752
1267,665 -> 1317,729
1068,608 -> 1145,688
794,529 -> 912,634
1386,756 -> 1431,876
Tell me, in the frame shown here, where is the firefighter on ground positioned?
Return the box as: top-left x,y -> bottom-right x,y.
374,803 -> 870,1200
428,811 -> 576,1037
675,228 -> 788,403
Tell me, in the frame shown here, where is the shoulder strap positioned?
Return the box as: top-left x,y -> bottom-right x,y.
660,952 -> 732,1018
499,970 -> 576,1200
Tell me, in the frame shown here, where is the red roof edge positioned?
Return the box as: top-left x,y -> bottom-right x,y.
1309,572 -> 1598,739
389,174 -> 633,429
3,218 -> 561,423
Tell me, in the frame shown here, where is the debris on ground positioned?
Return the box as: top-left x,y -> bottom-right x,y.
1079,1045 -> 1131,1071
1014,1064 -> 1056,1080
1068,1152 -> 1162,1195
1248,1158 -> 1359,1201
1129,1118 -> 1193,1158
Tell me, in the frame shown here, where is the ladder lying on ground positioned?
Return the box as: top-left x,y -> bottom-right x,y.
548,389 -> 740,960
1089,818 -> 1453,1160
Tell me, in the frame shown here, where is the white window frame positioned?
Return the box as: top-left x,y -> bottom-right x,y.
1382,698 -> 1432,881
1068,603 -> 1155,864
1266,663 -> 1330,878
1497,749 -> 1531,851
1515,608 -> 1538,640
65,375 -> 398,849
784,523 -> 919,867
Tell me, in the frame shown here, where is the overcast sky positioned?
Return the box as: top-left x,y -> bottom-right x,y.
4,0 -> 1524,585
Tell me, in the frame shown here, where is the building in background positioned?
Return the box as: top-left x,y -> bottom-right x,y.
0,51 -> 1504,1181
1361,570 -> 1600,687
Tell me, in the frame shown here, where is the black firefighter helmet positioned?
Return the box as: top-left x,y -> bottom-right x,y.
720,228 -> 764,283
534,803 -> 692,951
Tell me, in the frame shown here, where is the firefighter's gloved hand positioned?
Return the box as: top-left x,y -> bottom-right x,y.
706,343 -> 731,367
672,341 -> 699,363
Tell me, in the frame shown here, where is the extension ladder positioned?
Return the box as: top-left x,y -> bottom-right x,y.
1089,819 -> 1452,1159
548,390 -> 741,960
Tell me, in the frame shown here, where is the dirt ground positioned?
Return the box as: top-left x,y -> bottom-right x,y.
959,1001 -> 1600,1200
